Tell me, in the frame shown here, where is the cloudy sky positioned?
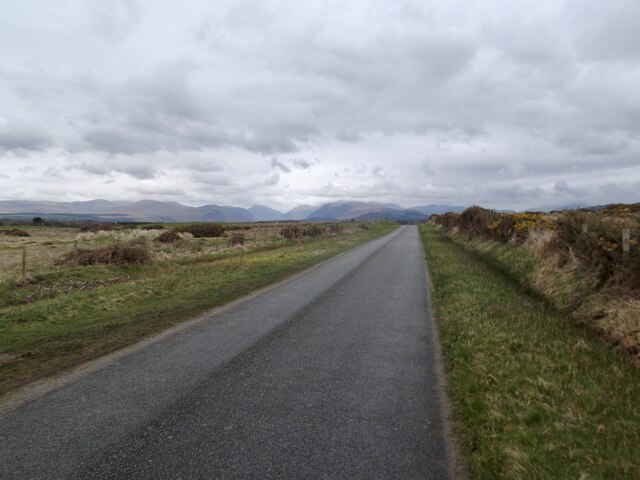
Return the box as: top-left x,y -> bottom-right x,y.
1,0 -> 639,211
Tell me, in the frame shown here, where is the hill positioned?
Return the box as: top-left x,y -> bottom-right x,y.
248,205 -> 285,221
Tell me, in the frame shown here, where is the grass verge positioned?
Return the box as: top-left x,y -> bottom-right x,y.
0,223 -> 395,395
420,224 -> 640,479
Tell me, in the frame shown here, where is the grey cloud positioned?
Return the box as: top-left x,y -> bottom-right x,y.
190,171 -> 233,186
554,180 -> 587,197
74,159 -> 159,179
132,184 -> 185,196
372,166 -> 384,179
421,161 -> 434,175
292,159 -> 311,169
569,0 -> 640,61
0,121 -> 51,153
270,157 -> 290,173
1,0 -> 639,210
89,0 -> 141,42
335,131 -> 360,143
263,172 -> 280,186
271,157 -> 312,172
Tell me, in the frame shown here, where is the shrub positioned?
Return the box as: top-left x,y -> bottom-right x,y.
488,212 -> 556,243
230,233 -> 245,246
556,211 -> 640,288
358,224 -> 369,231
281,225 -> 303,239
175,223 -> 225,238
431,212 -> 460,230
69,241 -> 151,266
329,224 -> 345,233
458,206 -> 500,239
3,228 -> 30,237
141,224 -> 164,230
155,229 -> 180,243
303,224 -> 325,237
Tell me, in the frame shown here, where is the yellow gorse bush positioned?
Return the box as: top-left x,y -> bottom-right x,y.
487,212 -> 556,241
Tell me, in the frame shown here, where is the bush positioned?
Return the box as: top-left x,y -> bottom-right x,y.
358,224 -> 369,231
175,223 -> 225,238
229,233 -> 245,246
155,229 -> 180,243
141,224 -> 164,230
69,241 -> 151,266
329,224 -> 345,233
556,211 -> 640,288
431,212 -> 460,230
303,224 -> 325,237
2,228 -> 30,237
458,206 -> 500,239
281,225 -> 303,239
488,212 -> 556,243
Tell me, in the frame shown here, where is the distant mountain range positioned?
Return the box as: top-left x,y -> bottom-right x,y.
0,199 -> 468,223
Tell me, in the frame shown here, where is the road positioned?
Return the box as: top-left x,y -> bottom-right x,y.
0,226 -> 454,479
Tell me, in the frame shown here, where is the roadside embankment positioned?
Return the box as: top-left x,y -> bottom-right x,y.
431,205 -> 640,364
421,224 -> 640,479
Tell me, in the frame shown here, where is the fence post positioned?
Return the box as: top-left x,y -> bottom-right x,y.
21,246 -> 27,279
582,224 -> 589,233
74,240 -> 78,261
622,229 -> 630,255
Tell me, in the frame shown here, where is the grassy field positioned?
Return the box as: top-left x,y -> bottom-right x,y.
0,221 -> 395,395
421,224 -> 640,479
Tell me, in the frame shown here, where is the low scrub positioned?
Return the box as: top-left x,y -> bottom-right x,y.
155,230 -> 180,243
229,233 -> 245,246
304,224 -> 325,237
281,225 -> 303,239
64,241 -> 151,266
175,223 -> 225,238
2,229 -> 30,237
280,224 -> 326,239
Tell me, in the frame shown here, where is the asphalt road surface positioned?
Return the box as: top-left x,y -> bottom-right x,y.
0,226 -> 454,479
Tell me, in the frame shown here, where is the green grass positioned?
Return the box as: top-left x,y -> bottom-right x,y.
0,223 -> 395,395
420,224 -> 640,479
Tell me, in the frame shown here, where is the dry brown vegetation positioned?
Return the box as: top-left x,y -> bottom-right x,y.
0,221 -> 364,286
175,223 -> 225,238
431,204 -> 640,364
64,242 -> 151,266
2,229 -> 30,237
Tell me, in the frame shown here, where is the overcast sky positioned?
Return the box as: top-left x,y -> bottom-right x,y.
1,0 -> 639,211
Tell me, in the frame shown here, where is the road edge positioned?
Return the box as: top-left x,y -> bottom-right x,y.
420,228 -> 469,480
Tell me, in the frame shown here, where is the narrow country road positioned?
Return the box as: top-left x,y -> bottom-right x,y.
0,226 -> 454,479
